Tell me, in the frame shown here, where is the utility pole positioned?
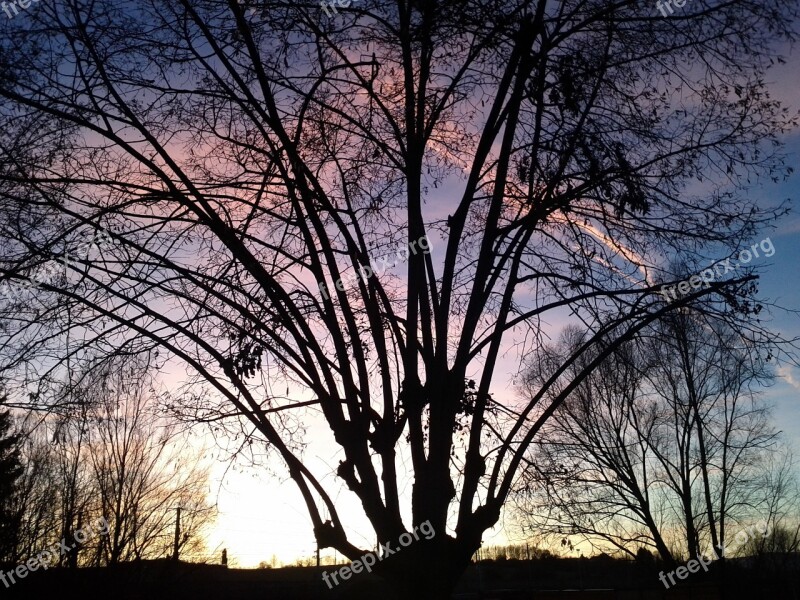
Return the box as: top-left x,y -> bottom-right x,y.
172,507 -> 181,562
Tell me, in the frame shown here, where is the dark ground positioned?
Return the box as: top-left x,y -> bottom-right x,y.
1,555 -> 797,599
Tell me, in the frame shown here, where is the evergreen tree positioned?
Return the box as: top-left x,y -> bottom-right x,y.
0,408 -> 22,561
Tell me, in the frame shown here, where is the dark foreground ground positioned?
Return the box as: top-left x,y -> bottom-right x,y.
1,554 -> 797,600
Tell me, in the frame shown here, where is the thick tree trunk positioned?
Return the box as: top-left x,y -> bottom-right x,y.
384,540 -> 473,599
340,535 -> 476,600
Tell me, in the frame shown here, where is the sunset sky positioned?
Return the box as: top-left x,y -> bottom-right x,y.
3,6 -> 800,600
195,44 -> 800,569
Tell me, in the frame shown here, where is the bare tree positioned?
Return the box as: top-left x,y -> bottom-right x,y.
3,357 -> 214,567
5,419 -> 60,564
515,314 -> 791,564
50,403 -> 95,567
0,0 -> 797,595
515,326 -> 679,563
643,311 -> 779,560
83,355 -> 214,564
757,449 -> 800,538
741,468 -> 800,578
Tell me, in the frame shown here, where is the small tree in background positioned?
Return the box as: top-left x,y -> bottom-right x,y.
5,423 -> 59,565
2,356 -> 215,566
514,315 -> 792,565
79,354 -> 214,565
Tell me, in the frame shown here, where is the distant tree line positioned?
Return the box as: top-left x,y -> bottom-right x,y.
472,543 -> 555,562
0,354 -> 214,567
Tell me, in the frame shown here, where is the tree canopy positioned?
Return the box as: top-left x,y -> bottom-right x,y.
0,0 -> 797,595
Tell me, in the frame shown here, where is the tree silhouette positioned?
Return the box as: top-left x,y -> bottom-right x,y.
0,0 -> 797,595
0,408 -> 22,561
3,357 -> 214,567
515,315 -> 790,565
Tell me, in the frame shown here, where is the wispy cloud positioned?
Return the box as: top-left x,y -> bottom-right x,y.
778,365 -> 800,391
775,216 -> 800,237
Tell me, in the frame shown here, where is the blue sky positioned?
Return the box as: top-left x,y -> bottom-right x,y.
752,130 -> 800,451
732,45 -> 800,450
